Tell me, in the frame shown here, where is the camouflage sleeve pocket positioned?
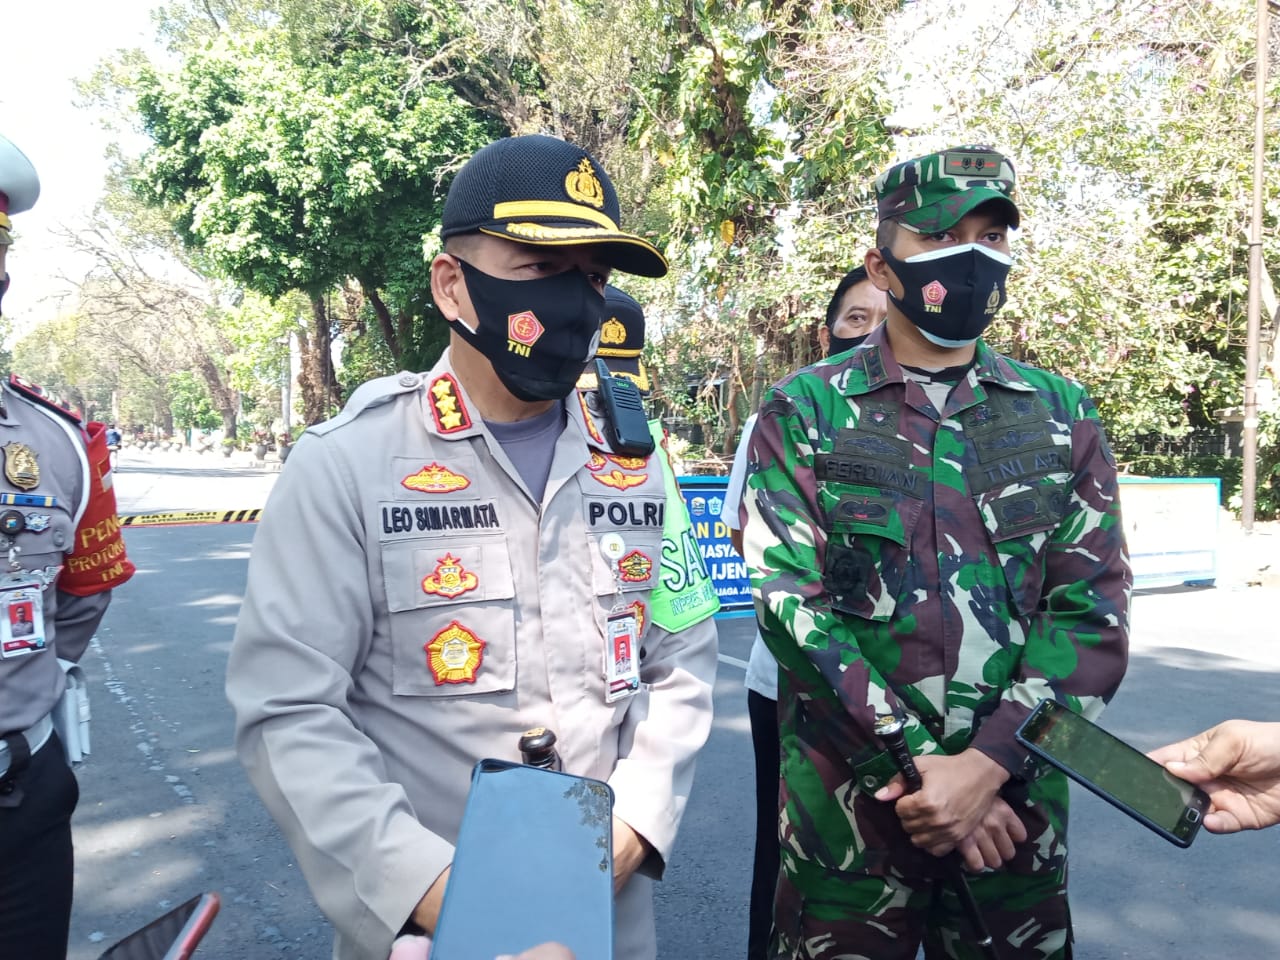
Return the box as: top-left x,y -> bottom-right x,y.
974,474 -> 1072,616
819,487 -> 922,622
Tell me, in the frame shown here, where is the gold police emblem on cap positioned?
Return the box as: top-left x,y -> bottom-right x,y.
565,158 -> 606,209
3,443 -> 39,491
600,317 -> 627,345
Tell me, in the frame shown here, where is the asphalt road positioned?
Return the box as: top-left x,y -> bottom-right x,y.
65,450 -> 1280,959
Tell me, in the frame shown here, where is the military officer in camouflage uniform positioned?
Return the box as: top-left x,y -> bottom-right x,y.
742,146 -> 1131,959
0,133 -> 134,958
227,135 -> 719,960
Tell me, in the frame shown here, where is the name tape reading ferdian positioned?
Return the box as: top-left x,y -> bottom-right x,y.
120,509 -> 262,527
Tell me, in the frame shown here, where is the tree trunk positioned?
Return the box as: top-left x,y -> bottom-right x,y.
298,296 -> 342,424
192,348 -> 240,443
364,284 -> 402,368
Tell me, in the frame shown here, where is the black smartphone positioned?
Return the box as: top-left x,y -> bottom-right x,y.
1015,698 -> 1210,847
431,759 -> 615,960
97,891 -> 221,960
594,359 -> 654,456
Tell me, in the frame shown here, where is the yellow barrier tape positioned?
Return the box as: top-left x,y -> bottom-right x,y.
120,509 -> 263,527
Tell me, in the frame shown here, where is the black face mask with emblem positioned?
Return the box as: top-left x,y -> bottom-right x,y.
880,243 -> 1012,348
451,259 -> 605,403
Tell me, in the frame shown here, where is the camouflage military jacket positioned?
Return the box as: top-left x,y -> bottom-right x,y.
743,327 -> 1131,877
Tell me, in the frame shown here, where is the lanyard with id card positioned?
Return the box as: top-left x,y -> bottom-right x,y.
599,533 -> 641,703
0,539 -> 47,659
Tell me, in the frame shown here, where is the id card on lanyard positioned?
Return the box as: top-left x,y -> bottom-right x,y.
0,578 -> 46,658
599,533 -> 641,703
0,503 -> 51,659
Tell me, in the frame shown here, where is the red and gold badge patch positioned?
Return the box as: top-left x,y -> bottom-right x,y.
593,469 -> 648,490
425,621 -> 486,684
618,550 -> 653,583
429,375 -> 472,434
422,554 -> 479,599
922,280 -> 947,308
402,463 -> 471,494
607,454 -> 648,471
587,451 -> 608,472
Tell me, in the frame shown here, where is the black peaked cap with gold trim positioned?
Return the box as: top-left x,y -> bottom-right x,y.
577,285 -> 651,394
441,135 -> 667,278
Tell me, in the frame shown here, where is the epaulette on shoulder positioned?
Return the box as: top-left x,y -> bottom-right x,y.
6,375 -> 84,426
307,372 -> 424,438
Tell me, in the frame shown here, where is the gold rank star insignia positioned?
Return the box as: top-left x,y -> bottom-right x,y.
3,442 -> 39,491
429,374 -> 472,434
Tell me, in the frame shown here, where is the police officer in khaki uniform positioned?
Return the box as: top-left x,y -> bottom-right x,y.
0,132 -> 134,959
227,134 -> 720,960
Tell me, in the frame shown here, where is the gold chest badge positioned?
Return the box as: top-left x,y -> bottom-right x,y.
401,463 -> 471,494
618,549 -> 654,582
422,554 -> 479,599
425,621 -> 486,684
593,468 -> 648,490
3,443 -> 39,491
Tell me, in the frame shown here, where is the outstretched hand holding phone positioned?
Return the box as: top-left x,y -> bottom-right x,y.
1149,720 -> 1280,833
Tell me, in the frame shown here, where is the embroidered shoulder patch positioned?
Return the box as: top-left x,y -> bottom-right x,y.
429,375 -> 472,434
402,463 -> 471,494
425,621 -> 485,684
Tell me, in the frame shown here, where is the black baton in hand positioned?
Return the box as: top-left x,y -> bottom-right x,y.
874,714 -> 999,960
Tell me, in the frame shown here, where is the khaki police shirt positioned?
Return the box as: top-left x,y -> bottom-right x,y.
226,350 -> 719,960
0,381 -> 112,734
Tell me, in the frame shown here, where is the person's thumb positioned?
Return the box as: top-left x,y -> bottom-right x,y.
875,774 -> 907,802
1165,735 -> 1238,783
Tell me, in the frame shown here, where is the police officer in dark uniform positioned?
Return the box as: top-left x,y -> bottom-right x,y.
0,131 -> 135,959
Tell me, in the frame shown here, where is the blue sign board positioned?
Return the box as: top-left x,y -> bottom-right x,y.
676,476 -> 753,615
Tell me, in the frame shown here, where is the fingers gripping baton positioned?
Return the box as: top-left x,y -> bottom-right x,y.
874,714 -> 1000,960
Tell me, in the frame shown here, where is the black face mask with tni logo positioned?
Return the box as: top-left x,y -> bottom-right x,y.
450,259 -> 605,402
880,243 -> 1012,347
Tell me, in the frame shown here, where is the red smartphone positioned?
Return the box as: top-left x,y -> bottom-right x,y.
97,892 -> 221,960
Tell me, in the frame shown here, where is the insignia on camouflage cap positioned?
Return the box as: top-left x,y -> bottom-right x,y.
875,145 -> 1019,233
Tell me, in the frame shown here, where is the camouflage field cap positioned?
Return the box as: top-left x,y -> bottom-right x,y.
875,145 -> 1019,233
